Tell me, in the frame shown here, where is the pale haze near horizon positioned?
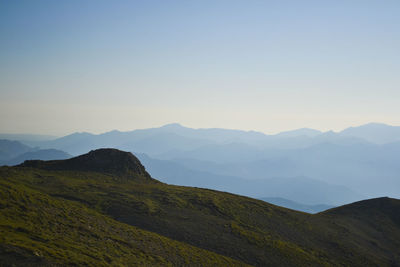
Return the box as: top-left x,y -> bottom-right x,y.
1,1 -> 400,136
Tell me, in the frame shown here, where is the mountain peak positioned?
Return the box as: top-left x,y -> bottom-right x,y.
342,122 -> 392,131
20,148 -> 153,181
161,123 -> 185,129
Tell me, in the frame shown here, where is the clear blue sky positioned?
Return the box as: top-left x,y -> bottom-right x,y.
1,0 -> 399,135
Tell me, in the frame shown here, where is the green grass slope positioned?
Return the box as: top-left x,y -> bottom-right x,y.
0,179 -> 247,266
0,149 -> 399,266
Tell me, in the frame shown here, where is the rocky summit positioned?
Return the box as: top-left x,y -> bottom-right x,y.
19,148 -> 153,181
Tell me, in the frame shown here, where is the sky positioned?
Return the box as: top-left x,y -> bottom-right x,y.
1,0 -> 400,135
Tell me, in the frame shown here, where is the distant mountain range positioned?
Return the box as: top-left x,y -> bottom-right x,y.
259,197 -> 334,214
0,139 -> 32,160
137,153 -> 363,206
1,122 -> 399,209
275,128 -> 322,138
339,122 -> 400,144
0,133 -> 57,145
1,149 -> 72,166
1,149 -> 399,266
10,123 -> 400,156
0,140 -> 71,166
13,122 -> 400,155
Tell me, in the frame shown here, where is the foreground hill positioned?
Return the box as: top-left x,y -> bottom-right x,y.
0,180 -> 246,266
0,149 -> 399,266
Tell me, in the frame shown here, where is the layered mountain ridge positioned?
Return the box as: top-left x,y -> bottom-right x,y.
7,123 -> 399,204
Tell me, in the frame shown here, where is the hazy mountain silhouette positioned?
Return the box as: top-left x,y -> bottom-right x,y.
1,149 -> 71,166
22,123 -> 372,156
159,141 -> 400,199
0,140 -> 71,166
35,128 -> 215,156
6,122 -> 400,202
0,139 -> 32,160
0,133 -> 57,142
275,128 -> 322,138
340,122 -> 400,144
259,197 -> 334,213
137,153 -> 363,205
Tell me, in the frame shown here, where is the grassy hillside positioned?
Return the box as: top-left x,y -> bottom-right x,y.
0,149 -> 399,266
0,179 -> 247,266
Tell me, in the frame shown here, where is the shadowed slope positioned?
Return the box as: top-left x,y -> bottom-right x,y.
312,197 -> 400,265
321,197 -> 400,226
